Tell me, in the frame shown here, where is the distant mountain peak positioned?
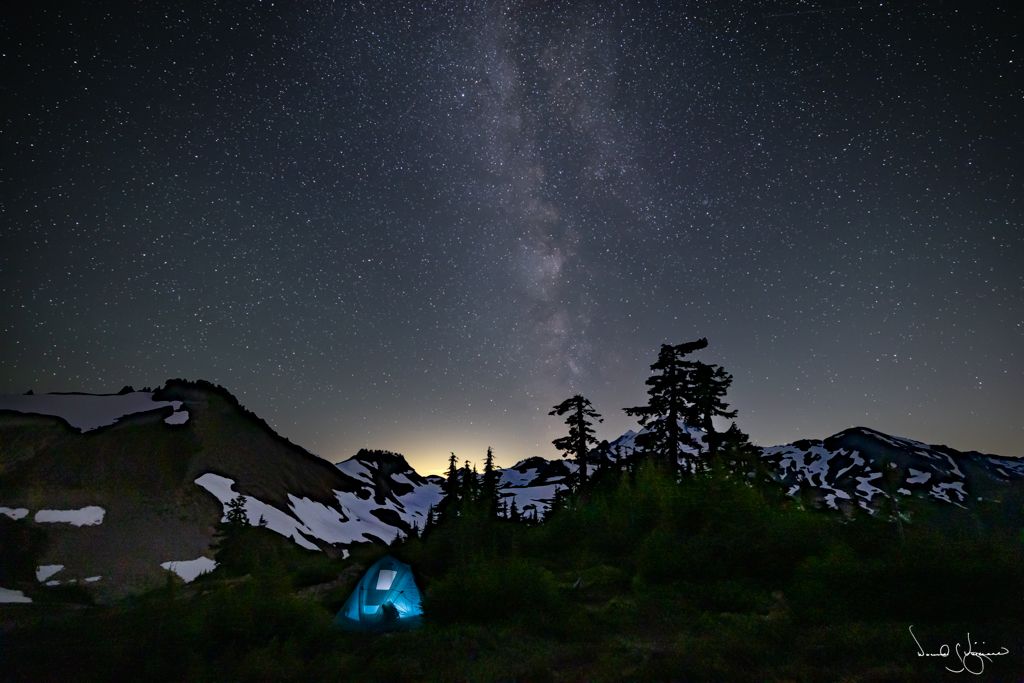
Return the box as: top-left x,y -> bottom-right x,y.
764,426 -> 1022,513
3,381 -> 1021,602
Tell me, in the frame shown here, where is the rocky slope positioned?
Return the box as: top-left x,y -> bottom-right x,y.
0,381 -> 427,599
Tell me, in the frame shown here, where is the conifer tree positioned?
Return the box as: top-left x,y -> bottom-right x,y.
688,362 -> 739,467
592,439 -> 612,474
461,460 -> 479,505
549,485 -> 568,516
481,446 -> 500,517
423,504 -> 437,534
624,339 -> 707,472
439,452 -> 461,521
213,494 -> 252,572
509,499 -> 521,522
225,494 -> 250,529
550,394 -> 603,488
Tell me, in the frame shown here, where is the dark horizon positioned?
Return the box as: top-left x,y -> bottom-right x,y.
2,2 -> 1021,473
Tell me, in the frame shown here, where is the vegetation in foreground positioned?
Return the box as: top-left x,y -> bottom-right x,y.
4,340 -> 1022,681
4,459 -> 1023,682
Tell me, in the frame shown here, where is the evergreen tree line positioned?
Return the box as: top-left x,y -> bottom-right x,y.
213,337 -> 754,543
421,446 -> 537,534
419,338 -> 759,531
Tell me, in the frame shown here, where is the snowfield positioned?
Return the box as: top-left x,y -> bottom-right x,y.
0,507 -> 29,520
906,468 -> 931,484
196,460 -> 447,553
36,565 -> 64,582
334,456 -> 444,530
0,391 -> 184,431
499,467 -> 539,488
34,506 -> 105,526
164,409 -> 190,425
195,473 -> 320,550
0,587 -> 32,604
161,557 -> 218,583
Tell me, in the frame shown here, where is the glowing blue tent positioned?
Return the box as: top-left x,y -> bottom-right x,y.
334,555 -> 424,631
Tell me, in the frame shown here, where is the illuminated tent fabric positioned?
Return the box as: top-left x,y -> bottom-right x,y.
334,555 -> 424,631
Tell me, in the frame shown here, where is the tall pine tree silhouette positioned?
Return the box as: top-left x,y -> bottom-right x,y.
438,452 -> 461,521
461,459 -> 479,505
481,446 -> 500,517
625,339 -> 707,472
549,394 -> 603,488
688,362 -> 739,468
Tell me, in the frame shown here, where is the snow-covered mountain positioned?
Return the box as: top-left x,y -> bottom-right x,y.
2,380 -> 1021,604
479,423 -> 1024,521
761,426 -> 1024,513
0,381 -> 438,598
0,381 -> 573,600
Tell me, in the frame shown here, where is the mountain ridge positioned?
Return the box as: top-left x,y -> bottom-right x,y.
1,380 -> 1021,602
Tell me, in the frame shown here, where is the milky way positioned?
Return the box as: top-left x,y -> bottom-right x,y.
2,2 -> 1021,471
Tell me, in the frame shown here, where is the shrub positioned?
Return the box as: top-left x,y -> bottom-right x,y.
424,557 -> 563,626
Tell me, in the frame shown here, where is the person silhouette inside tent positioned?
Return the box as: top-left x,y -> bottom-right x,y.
381,601 -> 399,624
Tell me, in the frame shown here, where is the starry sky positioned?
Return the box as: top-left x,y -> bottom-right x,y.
2,1 -> 1022,472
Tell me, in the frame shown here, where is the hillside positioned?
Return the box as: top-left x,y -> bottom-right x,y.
0,381 -> 375,598
2,380 -> 1022,606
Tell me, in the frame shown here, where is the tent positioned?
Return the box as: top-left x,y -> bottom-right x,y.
334,555 -> 424,631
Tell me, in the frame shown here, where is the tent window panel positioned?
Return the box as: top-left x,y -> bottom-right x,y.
376,569 -> 397,590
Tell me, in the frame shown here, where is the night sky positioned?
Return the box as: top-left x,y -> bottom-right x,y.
2,2 -> 1021,472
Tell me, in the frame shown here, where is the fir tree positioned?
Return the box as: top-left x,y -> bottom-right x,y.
549,394 -> 603,488
688,362 -> 739,467
439,452 -> 461,521
720,422 -> 753,456
592,439 -> 612,474
461,459 -> 478,504
481,446 -> 500,517
624,339 -> 707,472
225,494 -> 250,529
212,494 -> 251,571
423,504 -> 437,534
549,485 -> 568,516
509,499 -> 521,522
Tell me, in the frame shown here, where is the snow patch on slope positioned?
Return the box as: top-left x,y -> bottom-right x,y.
501,483 -> 562,519
161,557 -> 217,583
164,409 -> 190,425
194,473 -> 319,550
391,478 -> 444,523
34,506 -> 105,526
906,468 -> 931,484
0,507 -> 29,520
333,457 -> 444,529
288,496 -> 352,545
36,565 -> 64,582
0,587 -> 32,604
500,468 -> 539,487
989,456 -> 1024,477
0,392 -> 183,432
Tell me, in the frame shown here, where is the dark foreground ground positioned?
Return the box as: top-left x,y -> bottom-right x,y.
4,465 -> 1023,682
